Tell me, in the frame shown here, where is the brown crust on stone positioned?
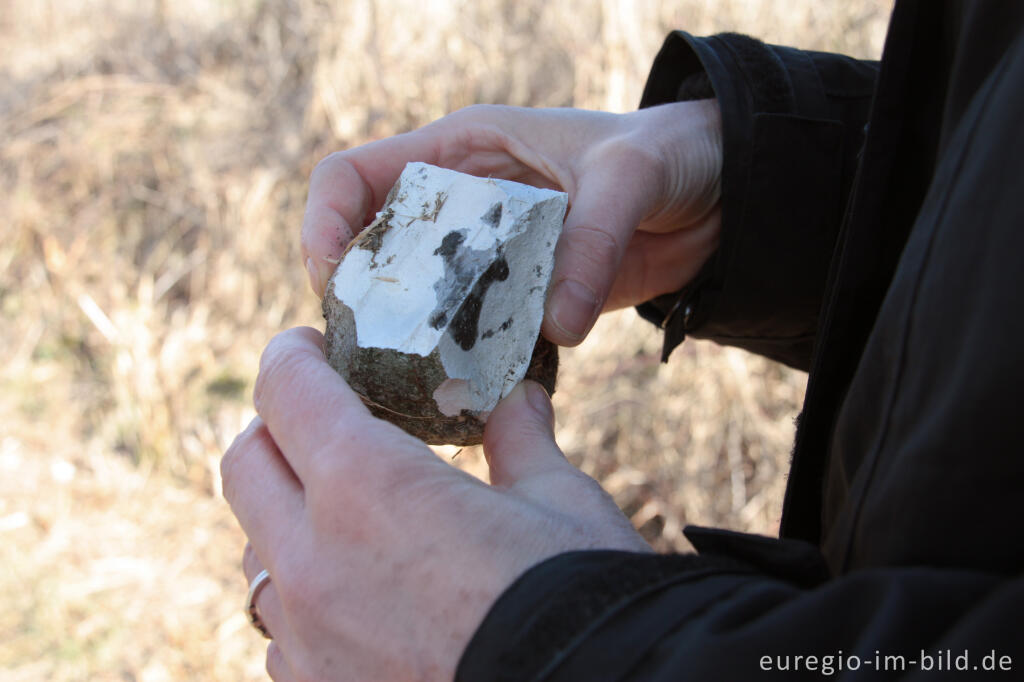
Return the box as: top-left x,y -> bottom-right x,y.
347,334 -> 558,446
524,335 -> 558,397
323,275 -> 559,446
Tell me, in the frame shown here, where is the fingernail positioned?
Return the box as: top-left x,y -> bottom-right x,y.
549,279 -> 600,343
227,416 -> 262,450
523,381 -> 555,428
306,257 -> 322,297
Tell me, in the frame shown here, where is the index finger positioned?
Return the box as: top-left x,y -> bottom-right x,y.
301,131 -> 441,297
253,326 -> 433,488
253,327 -> 370,477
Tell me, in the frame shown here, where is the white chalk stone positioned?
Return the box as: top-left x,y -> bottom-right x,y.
323,162 -> 567,444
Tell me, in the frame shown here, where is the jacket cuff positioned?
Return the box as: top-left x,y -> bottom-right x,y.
637,32 -> 866,370
455,549 -> 754,682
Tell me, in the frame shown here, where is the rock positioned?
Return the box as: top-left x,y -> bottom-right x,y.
323,162 -> 568,445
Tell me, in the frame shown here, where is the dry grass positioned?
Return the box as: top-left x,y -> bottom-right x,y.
0,1 -> 890,679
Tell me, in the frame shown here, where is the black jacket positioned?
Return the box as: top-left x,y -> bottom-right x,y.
458,1 -> 1024,679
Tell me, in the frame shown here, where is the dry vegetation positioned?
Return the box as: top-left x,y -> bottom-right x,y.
0,0 -> 890,679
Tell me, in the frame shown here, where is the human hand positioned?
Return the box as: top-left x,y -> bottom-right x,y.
221,327 -> 651,681
302,101 -> 722,346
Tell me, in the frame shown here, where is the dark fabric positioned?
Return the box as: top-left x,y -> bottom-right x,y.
635,33 -> 878,370
457,551 -> 756,682
457,1 -> 1024,679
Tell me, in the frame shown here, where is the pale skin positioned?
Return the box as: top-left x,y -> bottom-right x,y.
222,100 -> 723,681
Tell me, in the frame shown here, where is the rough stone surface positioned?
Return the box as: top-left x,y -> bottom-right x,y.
323,162 -> 568,445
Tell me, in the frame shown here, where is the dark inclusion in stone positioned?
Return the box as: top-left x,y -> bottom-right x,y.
481,316 -> 514,340
433,230 -> 465,259
450,257 -> 509,350
481,202 -> 503,228
428,231 -> 469,331
428,229 -> 510,351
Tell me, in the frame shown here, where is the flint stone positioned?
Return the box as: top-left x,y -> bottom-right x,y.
323,162 -> 568,445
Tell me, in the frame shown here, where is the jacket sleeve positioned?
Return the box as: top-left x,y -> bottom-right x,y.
456,528 -> 1022,681
635,33 -> 878,370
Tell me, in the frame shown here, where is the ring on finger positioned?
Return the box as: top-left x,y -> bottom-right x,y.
245,568 -> 273,639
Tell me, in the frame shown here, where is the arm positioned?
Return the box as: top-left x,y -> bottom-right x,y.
458,531 -> 1021,680
221,330 -> 1021,682
636,33 -> 879,369
459,34 -> 1024,681
223,330 -> 1021,681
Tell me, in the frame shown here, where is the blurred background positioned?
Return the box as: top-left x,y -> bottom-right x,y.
0,0 -> 890,679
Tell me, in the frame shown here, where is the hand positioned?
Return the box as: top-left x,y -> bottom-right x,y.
302,101 -> 722,346
221,327 -> 651,681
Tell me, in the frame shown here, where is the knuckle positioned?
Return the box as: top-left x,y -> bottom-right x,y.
253,336 -> 306,414
220,422 -> 275,505
588,134 -> 665,203
310,150 -> 347,181
596,134 -> 663,176
437,104 -> 512,143
219,443 -> 245,502
562,223 -> 621,271
453,102 -> 504,120
265,641 -> 287,680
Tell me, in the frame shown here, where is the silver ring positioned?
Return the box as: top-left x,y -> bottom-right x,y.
245,568 -> 273,639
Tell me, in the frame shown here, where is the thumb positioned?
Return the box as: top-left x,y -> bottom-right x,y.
542,146 -> 661,346
483,380 -> 567,487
